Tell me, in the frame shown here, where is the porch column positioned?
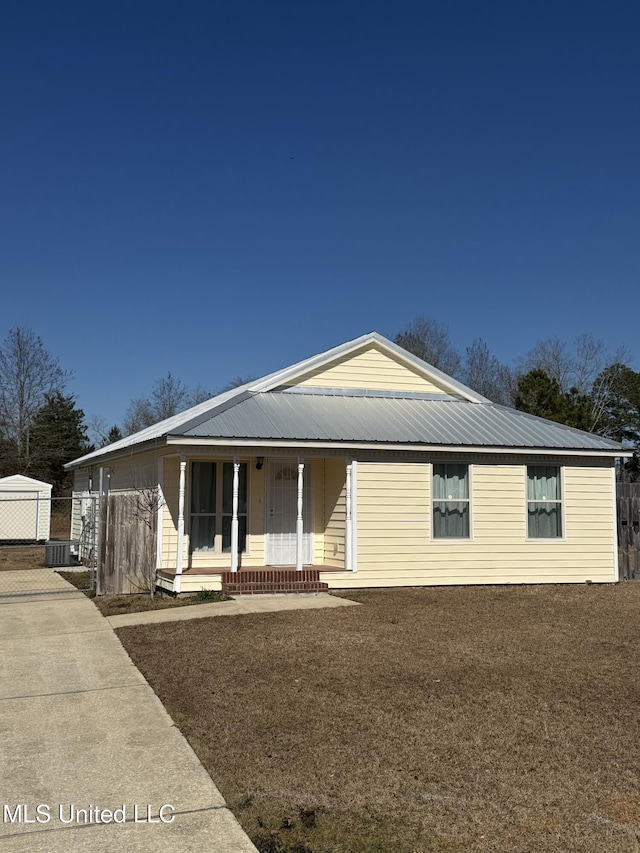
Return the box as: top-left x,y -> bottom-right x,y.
296,459 -> 304,571
351,460 -> 358,572
174,455 -> 186,593
156,457 -> 164,572
230,457 -> 240,573
345,461 -> 353,571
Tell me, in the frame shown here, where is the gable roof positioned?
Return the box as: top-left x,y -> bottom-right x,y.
67,332 -> 626,469
0,474 -> 52,489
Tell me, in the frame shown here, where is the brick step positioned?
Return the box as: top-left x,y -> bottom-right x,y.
221,569 -> 328,596
223,582 -> 329,595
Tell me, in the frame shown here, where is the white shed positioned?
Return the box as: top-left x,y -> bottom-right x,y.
0,475 -> 52,542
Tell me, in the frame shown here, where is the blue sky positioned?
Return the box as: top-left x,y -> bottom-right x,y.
1,0 -> 638,430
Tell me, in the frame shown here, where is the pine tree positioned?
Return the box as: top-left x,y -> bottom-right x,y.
29,393 -> 91,494
514,370 -> 592,430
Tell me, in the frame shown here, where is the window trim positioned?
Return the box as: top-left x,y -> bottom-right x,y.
525,464 -> 565,541
430,462 -> 473,541
188,459 -> 250,556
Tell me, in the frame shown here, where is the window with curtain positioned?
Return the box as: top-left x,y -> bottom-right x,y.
190,461 -> 248,553
527,466 -> 562,538
433,464 -> 470,538
190,462 -> 216,551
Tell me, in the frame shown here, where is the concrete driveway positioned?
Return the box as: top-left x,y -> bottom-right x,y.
0,570 -> 257,852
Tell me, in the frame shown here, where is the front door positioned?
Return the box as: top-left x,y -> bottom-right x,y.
266,461 -> 313,565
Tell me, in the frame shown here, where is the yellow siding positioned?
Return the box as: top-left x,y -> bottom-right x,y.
248,463 -> 266,564
325,459 -> 616,588
161,457 -> 180,569
288,344 -> 451,393
108,451 -> 160,493
156,573 -> 222,593
313,460 -> 325,563
177,574 -> 222,593
323,457 -> 346,567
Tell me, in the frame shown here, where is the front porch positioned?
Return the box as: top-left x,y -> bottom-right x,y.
156,565 -> 344,595
157,453 -> 357,594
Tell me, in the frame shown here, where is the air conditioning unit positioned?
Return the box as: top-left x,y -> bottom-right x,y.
45,540 -> 78,567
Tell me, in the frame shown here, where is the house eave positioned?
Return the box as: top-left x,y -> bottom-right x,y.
165,436 -> 629,458
64,437 -> 170,471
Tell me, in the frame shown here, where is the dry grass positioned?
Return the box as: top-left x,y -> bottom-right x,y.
49,508 -> 72,539
57,570 -> 94,594
117,584 -> 640,853
0,507 -> 72,571
0,545 -> 45,571
56,573 -> 228,612
93,589 -> 227,617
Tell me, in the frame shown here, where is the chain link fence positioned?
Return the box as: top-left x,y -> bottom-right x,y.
0,496 -> 98,598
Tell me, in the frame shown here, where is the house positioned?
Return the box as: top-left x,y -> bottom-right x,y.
0,474 -> 52,542
66,332 -> 627,594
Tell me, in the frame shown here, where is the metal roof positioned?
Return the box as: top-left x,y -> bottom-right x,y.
178,391 -> 623,451
66,331 -> 625,469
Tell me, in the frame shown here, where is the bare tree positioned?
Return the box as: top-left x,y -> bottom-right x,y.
151,373 -> 190,421
220,375 -> 257,393
461,339 -> 515,405
519,336 -> 574,391
190,383 -> 216,404
394,316 -> 461,377
520,333 -> 632,396
122,398 -> 156,436
572,334 -> 608,394
589,359 -> 638,434
123,372 -> 214,435
0,326 -> 69,469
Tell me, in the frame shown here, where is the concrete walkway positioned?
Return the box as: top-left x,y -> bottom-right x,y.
0,570 -> 257,852
107,591 -> 360,628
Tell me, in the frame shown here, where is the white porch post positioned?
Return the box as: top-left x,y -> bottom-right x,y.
612,464 -> 620,583
351,459 -> 358,572
345,461 -> 353,571
230,457 -> 240,573
296,459 -> 304,571
174,455 -> 186,593
156,457 -> 164,572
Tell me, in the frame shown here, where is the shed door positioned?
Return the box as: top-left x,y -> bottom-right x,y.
266,462 -> 313,565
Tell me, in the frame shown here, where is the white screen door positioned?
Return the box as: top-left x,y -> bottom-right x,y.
266,462 -> 313,565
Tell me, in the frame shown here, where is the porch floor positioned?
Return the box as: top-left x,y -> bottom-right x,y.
156,565 -> 345,577
156,566 -> 343,595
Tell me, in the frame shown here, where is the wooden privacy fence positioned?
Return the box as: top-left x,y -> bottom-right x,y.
617,483 -> 640,581
98,493 -> 158,594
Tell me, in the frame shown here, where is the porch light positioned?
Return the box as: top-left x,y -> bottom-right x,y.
256,456 -> 264,470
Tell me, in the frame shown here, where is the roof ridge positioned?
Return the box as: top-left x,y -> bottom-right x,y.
273,386 -> 466,401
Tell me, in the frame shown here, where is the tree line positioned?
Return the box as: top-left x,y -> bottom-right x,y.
0,321 -> 638,492
0,328 -> 90,494
394,316 -> 640,480
0,327 -> 250,492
